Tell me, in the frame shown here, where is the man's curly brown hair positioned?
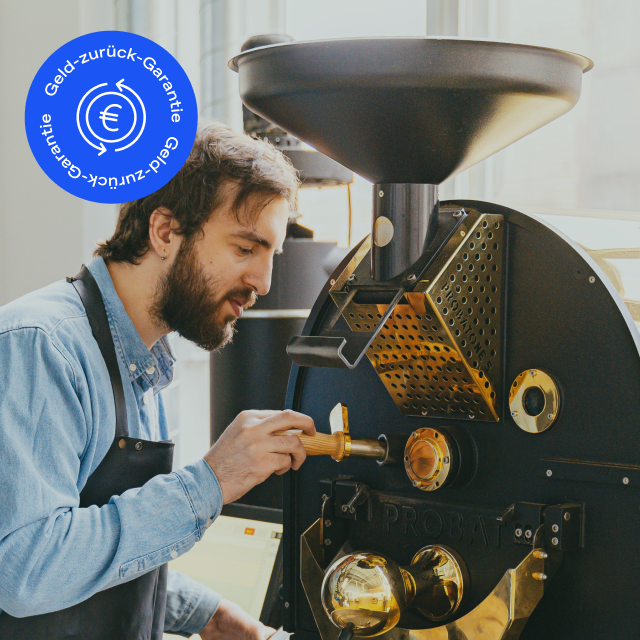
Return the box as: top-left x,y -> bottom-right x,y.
95,119 -> 300,264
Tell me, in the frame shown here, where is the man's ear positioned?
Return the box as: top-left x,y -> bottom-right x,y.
149,207 -> 180,261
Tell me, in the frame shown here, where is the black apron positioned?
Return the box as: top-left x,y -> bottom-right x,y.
0,266 -> 175,640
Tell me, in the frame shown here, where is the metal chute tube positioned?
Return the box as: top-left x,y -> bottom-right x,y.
372,183 -> 439,281
348,438 -> 387,460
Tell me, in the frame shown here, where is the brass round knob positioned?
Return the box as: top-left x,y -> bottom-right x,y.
321,546 -> 466,637
404,428 -> 453,491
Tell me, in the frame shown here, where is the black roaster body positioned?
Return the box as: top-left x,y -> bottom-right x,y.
283,202 -> 640,639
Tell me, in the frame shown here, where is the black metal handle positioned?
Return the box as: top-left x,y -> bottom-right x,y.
338,624 -> 355,640
287,288 -> 405,369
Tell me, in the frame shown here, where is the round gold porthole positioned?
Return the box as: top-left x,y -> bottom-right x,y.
509,369 -> 560,433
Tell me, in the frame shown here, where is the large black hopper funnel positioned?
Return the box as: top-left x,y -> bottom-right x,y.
230,38 -> 592,185
230,38 -> 593,368
231,38 -> 591,284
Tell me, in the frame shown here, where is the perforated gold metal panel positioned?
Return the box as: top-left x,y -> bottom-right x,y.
331,209 -> 504,421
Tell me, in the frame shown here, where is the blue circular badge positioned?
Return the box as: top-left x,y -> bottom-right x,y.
25,31 -> 198,204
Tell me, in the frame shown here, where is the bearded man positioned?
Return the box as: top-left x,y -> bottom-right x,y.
0,120 -> 315,640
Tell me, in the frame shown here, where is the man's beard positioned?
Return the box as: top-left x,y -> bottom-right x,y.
150,239 -> 256,351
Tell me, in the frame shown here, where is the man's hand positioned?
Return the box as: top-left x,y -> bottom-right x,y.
204,409 -> 315,504
200,599 -> 275,640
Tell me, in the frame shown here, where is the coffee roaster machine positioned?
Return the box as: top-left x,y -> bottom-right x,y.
231,38 -> 640,638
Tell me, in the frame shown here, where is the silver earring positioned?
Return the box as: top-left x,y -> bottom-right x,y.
161,250 -> 166,261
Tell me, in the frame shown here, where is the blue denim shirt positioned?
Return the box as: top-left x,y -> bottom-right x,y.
0,257 -> 223,637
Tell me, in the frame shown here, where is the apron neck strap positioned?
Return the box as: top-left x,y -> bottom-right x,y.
69,266 -> 129,438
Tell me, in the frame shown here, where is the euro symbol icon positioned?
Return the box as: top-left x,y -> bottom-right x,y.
77,79 -> 146,155
99,103 -> 122,132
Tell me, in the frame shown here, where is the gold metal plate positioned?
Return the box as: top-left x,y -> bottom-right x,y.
509,369 -> 560,433
301,519 -> 557,640
331,209 -> 504,421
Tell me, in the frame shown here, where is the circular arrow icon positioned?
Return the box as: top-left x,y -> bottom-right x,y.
76,78 -> 146,155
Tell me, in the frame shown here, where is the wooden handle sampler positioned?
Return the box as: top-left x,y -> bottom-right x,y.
299,432 -> 345,458
275,430 -> 346,460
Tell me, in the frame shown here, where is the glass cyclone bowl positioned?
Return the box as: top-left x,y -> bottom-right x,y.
321,546 -> 466,637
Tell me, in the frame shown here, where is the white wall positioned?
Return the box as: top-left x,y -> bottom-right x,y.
200,0 -> 285,128
0,0 -> 118,306
490,0 -> 640,213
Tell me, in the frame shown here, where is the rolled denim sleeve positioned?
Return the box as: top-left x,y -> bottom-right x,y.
0,328 -> 224,618
164,571 -> 221,637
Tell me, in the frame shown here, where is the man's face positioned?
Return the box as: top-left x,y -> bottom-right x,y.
152,194 -> 289,351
